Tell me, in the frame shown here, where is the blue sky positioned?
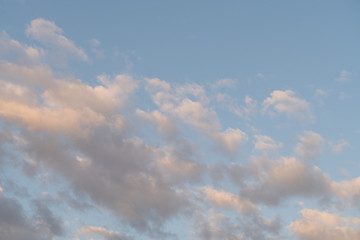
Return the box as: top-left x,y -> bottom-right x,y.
0,1 -> 360,239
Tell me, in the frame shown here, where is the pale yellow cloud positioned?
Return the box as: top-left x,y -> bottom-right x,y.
203,186 -> 258,214
288,209 -> 360,240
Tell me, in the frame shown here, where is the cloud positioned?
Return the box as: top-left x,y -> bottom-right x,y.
288,209 -> 360,240
232,96 -> 257,120
152,146 -> 204,185
202,186 -> 258,215
192,209 -> 281,240
21,131 -> 190,232
136,109 -> 178,138
33,199 -> 64,236
331,177 -> 360,208
254,135 -> 283,153
0,193 -> 58,240
329,139 -> 348,153
240,157 -> 332,205
76,226 -> 133,240
0,41 -> 137,136
295,131 -> 324,160
25,18 -> 88,66
192,210 -> 244,240
89,38 -> 104,59
211,78 -> 236,89
336,70 -> 351,82
262,90 -> 314,122
0,31 -> 42,65
145,78 -> 248,154
1,18 -> 359,240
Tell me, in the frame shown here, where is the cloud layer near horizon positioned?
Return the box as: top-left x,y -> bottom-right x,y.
0,18 -> 359,240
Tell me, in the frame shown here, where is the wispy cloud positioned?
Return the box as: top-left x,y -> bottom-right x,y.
26,18 -> 89,66
336,70 -> 351,82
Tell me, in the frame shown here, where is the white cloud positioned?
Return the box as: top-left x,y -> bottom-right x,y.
288,209 -> 360,240
262,90 -> 314,121
26,18 -> 88,65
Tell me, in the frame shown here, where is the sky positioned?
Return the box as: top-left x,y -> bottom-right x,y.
0,1 -> 360,239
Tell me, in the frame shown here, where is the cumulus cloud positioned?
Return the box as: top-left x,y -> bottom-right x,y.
145,78 -> 248,154
21,131 -> 190,232
262,90 -> 314,121
295,131 -> 324,160
0,31 -> 42,65
192,210 -> 244,240
331,177 -> 360,209
288,209 -> 360,240
254,135 -> 283,153
1,18 -> 359,240
203,186 -> 258,215
26,18 -> 88,65
240,157 -> 332,205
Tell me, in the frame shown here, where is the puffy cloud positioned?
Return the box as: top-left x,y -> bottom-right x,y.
145,78 -> 248,154
21,131 -> 190,232
295,131 -> 324,160
25,18 -> 88,65
152,147 -> 204,185
254,135 -> 283,153
203,186 -> 258,214
241,157 -> 332,205
136,109 -> 178,138
0,35 -> 137,136
192,210 -> 244,240
0,62 -> 53,86
331,177 -> 360,208
0,31 -> 42,65
0,100 -> 105,136
211,128 -> 248,154
288,209 -> 360,240
262,90 -> 314,121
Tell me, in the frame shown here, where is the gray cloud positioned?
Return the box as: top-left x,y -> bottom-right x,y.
0,194 -> 51,240
33,199 -> 65,236
240,157 -> 332,205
